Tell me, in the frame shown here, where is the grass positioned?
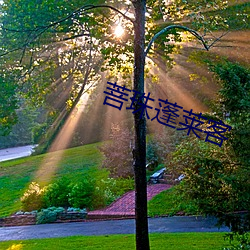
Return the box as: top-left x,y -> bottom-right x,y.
0,233 -> 231,250
0,139 -> 197,218
0,142 -> 104,217
148,186 -> 199,217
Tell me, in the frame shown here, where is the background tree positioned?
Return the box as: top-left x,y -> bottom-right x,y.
0,72 -> 18,136
99,123 -> 134,178
167,60 -> 250,234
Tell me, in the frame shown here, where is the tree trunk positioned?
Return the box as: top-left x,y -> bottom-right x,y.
132,1 -> 150,250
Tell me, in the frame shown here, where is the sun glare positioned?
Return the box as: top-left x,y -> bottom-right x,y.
114,24 -> 124,38
35,92 -> 90,184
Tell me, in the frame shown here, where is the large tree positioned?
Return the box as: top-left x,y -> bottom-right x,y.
0,1 -> 246,249
167,60 -> 250,234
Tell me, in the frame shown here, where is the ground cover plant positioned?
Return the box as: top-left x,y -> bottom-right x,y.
0,233 -> 232,250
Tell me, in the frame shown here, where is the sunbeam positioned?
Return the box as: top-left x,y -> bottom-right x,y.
35,92 -> 90,184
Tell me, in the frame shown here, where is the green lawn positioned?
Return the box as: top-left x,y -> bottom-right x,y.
0,233 -> 231,250
0,141 -> 199,218
0,143 -> 104,217
148,186 -> 199,217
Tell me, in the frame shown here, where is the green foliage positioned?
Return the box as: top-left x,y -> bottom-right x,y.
0,104 -> 44,148
0,0 -> 237,112
146,139 -> 160,171
93,178 -> 117,208
169,137 -> 246,200
0,75 -> 18,136
68,180 -> 94,209
32,123 -> 48,144
166,59 -> 250,233
20,170 -> 133,212
43,178 -> 71,208
168,136 -> 250,232
113,177 -> 134,197
208,61 -> 250,167
36,206 -> 64,224
209,61 -> 250,113
93,177 -> 134,209
223,232 -> 250,250
208,2 -> 250,30
20,182 -> 45,212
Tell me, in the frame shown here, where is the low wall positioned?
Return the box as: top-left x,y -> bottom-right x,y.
0,212 -> 87,227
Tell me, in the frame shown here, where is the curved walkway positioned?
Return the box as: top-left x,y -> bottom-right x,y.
88,184 -> 171,219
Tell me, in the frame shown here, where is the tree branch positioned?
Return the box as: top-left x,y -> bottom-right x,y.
145,25 -> 210,56
82,5 -> 134,23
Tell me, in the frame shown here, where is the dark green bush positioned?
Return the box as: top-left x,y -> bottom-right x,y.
43,177 -> 71,208
92,178 -> 117,209
223,232 -> 250,250
92,177 -> 134,209
68,180 -> 94,209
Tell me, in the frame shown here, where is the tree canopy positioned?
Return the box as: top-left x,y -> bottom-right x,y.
1,0 -> 247,130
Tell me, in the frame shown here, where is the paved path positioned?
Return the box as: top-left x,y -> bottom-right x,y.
88,184 -> 171,218
0,145 -> 37,162
0,216 -> 230,241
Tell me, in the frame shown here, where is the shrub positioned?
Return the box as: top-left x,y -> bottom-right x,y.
43,177 -> 71,208
36,206 -> 64,224
167,136 -> 250,233
223,232 -> 250,250
92,178 -> 117,208
21,182 -> 45,211
92,177 -> 134,209
68,180 -> 94,209
112,177 -> 134,197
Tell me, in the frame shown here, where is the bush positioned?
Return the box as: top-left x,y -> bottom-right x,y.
112,177 -> 134,197
223,233 -> 250,250
43,177 -> 71,208
167,136 -> 250,232
21,182 -> 45,211
68,180 -> 94,209
36,206 -> 64,224
92,177 -> 134,209
92,178 -> 117,209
